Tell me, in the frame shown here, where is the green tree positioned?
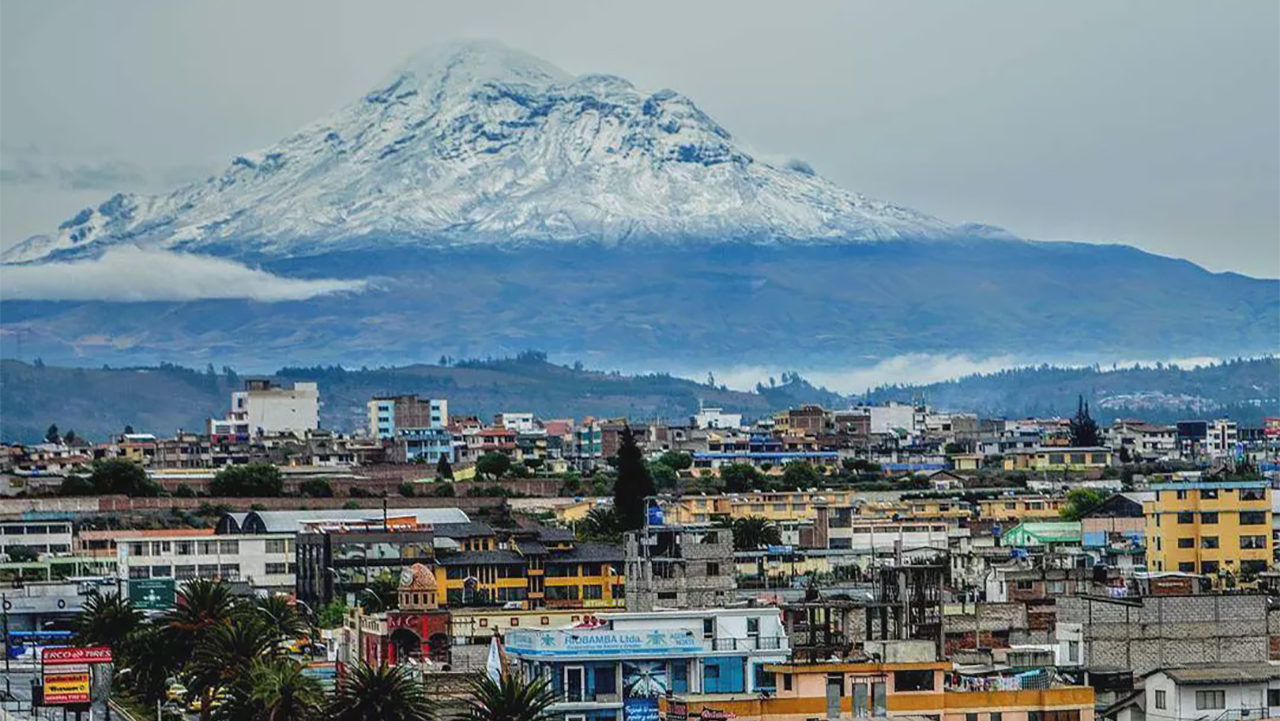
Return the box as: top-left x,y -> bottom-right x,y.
658,451 -> 693,472
398,482 -> 416,497
1069,395 -> 1101,447
463,673 -> 557,721
1060,487 -> 1109,521
432,482 -> 456,497
299,479 -> 334,498
5,545 -> 40,562
73,590 -> 142,648
720,463 -> 762,493
188,615 -> 276,721
210,463 -> 284,497
721,516 -> 782,551
316,601 -> 347,629
58,474 -> 96,496
648,462 -> 678,490
253,595 -> 309,647
614,426 -> 655,531
163,579 -> 238,666
217,656 -> 325,721
63,429 -> 79,445
477,452 -> 512,480
357,575 -> 399,613
45,423 -> 60,443
173,484 -> 198,498
781,462 -> 821,489
328,661 -> 433,721
577,507 -> 622,544
89,458 -> 163,497
435,455 -> 454,480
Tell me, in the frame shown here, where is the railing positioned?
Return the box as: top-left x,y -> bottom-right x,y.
558,690 -> 621,704
711,636 -> 785,651
1205,708 -> 1271,721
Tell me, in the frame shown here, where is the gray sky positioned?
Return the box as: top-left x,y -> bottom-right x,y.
2,1 -> 1277,277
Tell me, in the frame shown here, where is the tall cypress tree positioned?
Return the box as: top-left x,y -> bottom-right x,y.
1069,395 -> 1101,447
614,425 -> 656,531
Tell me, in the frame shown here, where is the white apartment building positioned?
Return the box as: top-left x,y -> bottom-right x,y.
117,530 -> 296,593
495,412 -> 537,433
0,521 -> 73,558
827,520 -> 950,555
1206,418 -> 1240,458
226,380 -> 320,435
692,406 -> 743,430
869,402 -> 919,435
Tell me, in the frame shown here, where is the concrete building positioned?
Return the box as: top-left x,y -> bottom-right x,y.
116,528 -> 296,593
1143,480 -> 1271,579
0,520 -> 73,559
368,395 -> 448,439
505,607 -> 789,721
692,406 -> 743,430
625,523 -> 735,612
1131,664 -> 1280,721
218,379 -> 320,436
1055,594 -> 1271,677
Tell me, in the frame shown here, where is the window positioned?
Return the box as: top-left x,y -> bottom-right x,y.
1195,690 -> 1225,710
747,617 -> 760,637
1179,562 -> 1196,573
175,541 -> 194,555
265,562 -> 288,575
265,539 -> 288,554
1241,535 -> 1268,550
151,565 -> 172,577
199,541 -> 217,554
1178,538 -> 1194,548
990,715 -> 1002,721
1268,689 -> 1280,707
894,670 -> 934,692
703,618 -> 715,639
1175,490 -> 1188,500
1068,641 -> 1079,663
1201,561 -> 1220,575
220,564 -> 240,580
1200,489 -> 1219,500
1155,690 -> 1167,710
1201,537 -> 1219,549
1177,512 -> 1194,524
175,564 -> 197,580
783,674 -> 793,692
966,715 -> 978,721
583,585 -> 603,600
1241,511 -> 1268,525
1241,488 -> 1266,501
1201,512 -> 1219,524
706,562 -> 720,576
219,540 -> 239,554
1016,580 -> 1034,590
128,566 -> 150,579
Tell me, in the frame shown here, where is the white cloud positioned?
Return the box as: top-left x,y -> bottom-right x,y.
705,354 -> 1019,395
0,246 -> 365,302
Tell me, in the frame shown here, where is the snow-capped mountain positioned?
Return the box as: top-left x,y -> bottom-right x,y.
3,41 -> 977,264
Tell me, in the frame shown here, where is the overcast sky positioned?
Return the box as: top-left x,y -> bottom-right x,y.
2,1 -> 1276,277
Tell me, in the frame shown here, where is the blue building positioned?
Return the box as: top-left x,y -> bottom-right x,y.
505,608 -> 789,721
397,427 -> 454,464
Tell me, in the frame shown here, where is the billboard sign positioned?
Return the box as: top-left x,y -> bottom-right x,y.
43,646 -> 112,665
43,670 -> 91,704
129,578 -> 176,611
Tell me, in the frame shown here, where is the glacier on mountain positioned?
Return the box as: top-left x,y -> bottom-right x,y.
2,41 -> 975,264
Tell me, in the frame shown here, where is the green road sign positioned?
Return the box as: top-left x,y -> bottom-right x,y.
128,578 -> 176,610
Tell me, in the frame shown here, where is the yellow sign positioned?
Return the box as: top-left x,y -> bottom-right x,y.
43,672 -> 90,704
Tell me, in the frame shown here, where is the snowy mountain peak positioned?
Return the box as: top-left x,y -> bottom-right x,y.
3,41 -> 983,264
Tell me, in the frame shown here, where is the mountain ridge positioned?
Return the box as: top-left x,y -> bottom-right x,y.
2,41 -> 972,265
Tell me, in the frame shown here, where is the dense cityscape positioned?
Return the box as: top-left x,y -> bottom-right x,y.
1,378 -> 1279,720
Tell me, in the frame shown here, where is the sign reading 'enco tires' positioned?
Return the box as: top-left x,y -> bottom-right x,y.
43,646 -> 113,665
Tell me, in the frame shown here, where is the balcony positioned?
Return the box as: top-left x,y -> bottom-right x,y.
711,636 -> 785,652
557,690 -> 622,705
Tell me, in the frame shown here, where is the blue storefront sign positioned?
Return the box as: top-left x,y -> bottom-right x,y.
625,698 -> 660,721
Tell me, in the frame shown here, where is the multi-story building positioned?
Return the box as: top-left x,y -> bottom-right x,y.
625,523 -> 735,612
505,607 -> 789,721
296,517 -> 436,606
1123,664 -> 1280,721
1144,480 -> 1272,578
0,520 -> 73,559
229,379 -> 320,435
1002,447 -> 1112,472
367,395 -> 448,439
691,406 -> 742,430
1108,420 -> 1177,461
978,495 -> 1066,522
115,528 -> 296,593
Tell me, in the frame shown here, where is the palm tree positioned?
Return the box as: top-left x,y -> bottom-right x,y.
216,656 -> 325,721
577,507 -> 622,543
188,614 -> 275,696
328,661 -> 433,721
163,578 -> 238,646
253,594 -> 309,648
356,575 -> 399,614
463,674 -> 557,721
73,590 -> 142,648
722,516 -> 782,551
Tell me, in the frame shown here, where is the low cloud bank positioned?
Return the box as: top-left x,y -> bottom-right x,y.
1,246 -> 365,302
712,354 -> 1018,395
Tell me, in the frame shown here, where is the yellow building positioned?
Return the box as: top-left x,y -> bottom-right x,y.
659,659 -> 1094,721
1144,480 -> 1272,578
1003,447 -> 1112,472
978,495 -> 1065,522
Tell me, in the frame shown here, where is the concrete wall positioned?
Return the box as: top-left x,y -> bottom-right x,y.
1057,595 -> 1269,676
